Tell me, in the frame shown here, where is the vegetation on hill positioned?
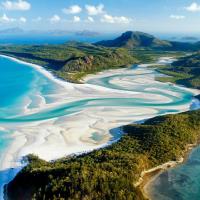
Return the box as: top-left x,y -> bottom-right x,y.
95,31 -> 171,49
0,41 -> 184,82
5,110 -> 200,200
157,51 -> 200,89
2,33 -> 200,200
0,42 -> 138,82
95,31 -> 200,51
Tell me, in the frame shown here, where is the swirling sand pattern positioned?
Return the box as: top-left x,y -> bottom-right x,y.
0,56 -> 199,198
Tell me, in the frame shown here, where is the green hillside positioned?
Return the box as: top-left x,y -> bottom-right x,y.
95,31 -> 200,51
157,52 -> 200,89
0,42 -> 138,82
5,110 -> 200,200
95,31 -> 172,49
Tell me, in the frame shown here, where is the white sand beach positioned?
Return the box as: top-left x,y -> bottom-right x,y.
0,55 -> 199,199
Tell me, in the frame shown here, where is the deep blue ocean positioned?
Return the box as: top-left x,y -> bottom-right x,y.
0,32 -> 199,45
0,33 -> 118,45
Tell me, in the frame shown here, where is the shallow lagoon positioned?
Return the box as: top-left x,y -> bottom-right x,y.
147,146 -> 200,200
0,56 -> 199,199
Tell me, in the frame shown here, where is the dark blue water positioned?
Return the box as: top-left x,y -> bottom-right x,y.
0,34 -> 117,45
1,33 -> 200,45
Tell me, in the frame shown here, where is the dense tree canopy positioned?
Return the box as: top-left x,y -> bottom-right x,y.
6,110 -> 200,200
0,43 -> 138,82
157,52 -> 200,89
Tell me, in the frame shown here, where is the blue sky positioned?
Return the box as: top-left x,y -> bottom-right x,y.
0,0 -> 200,33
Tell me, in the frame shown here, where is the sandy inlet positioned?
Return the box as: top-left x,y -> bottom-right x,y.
0,55 -> 199,199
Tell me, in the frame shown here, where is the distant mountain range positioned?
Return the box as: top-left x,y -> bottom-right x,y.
95,31 -> 200,51
0,28 -> 24,35
0,28 -> 100,37
75,30 -> 100,37
181,36 -> 199,41
1,28 -> 200,51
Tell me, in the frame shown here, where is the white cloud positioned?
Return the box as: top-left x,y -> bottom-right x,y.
73,16 -> 80,22
0,14 -> 15,23
85,4 -> 104,15
170,15 -> 185,20
63,5 -> 82,14
50,15 -> 61,23
101,14 -> 131,24
0,14 -> 28,24
2,0 -> 31,11
185,2 -> 200,12
19,16 -> 26,23
87,16 -> 94,22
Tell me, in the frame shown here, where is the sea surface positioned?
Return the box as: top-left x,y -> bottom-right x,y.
0,33 -> 117,45
0,33 -> 200,45
147,146 -> 200,200
0,55 -> 199,199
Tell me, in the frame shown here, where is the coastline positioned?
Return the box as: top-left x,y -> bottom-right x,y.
0,55 -> 200,200
0,54 -> 73,88
137,141 -> 200,200
0,55 -> 161,198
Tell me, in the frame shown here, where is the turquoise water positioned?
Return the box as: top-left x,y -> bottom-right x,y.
0,56 -> 199,199
90,132 -> 104,142
148,146 -> 200,200
0,56 -> 196,147
0,65 -> 194,123
0,56 -> 64,118
0,57 -> 34,116
0,56 -> 66,169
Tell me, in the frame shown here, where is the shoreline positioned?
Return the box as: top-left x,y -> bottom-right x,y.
137,141 -> 200,200
0,55 -> 200,200
1,54 -> 199,97
0,54 -> 74,88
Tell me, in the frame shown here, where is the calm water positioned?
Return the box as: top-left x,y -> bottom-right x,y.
0,55 -> 199,200
0,34 -> 117,45
148,146 -> 200,200
0,63 -> 194,123
0,56 -> 64,118
1,33 -> 200,45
